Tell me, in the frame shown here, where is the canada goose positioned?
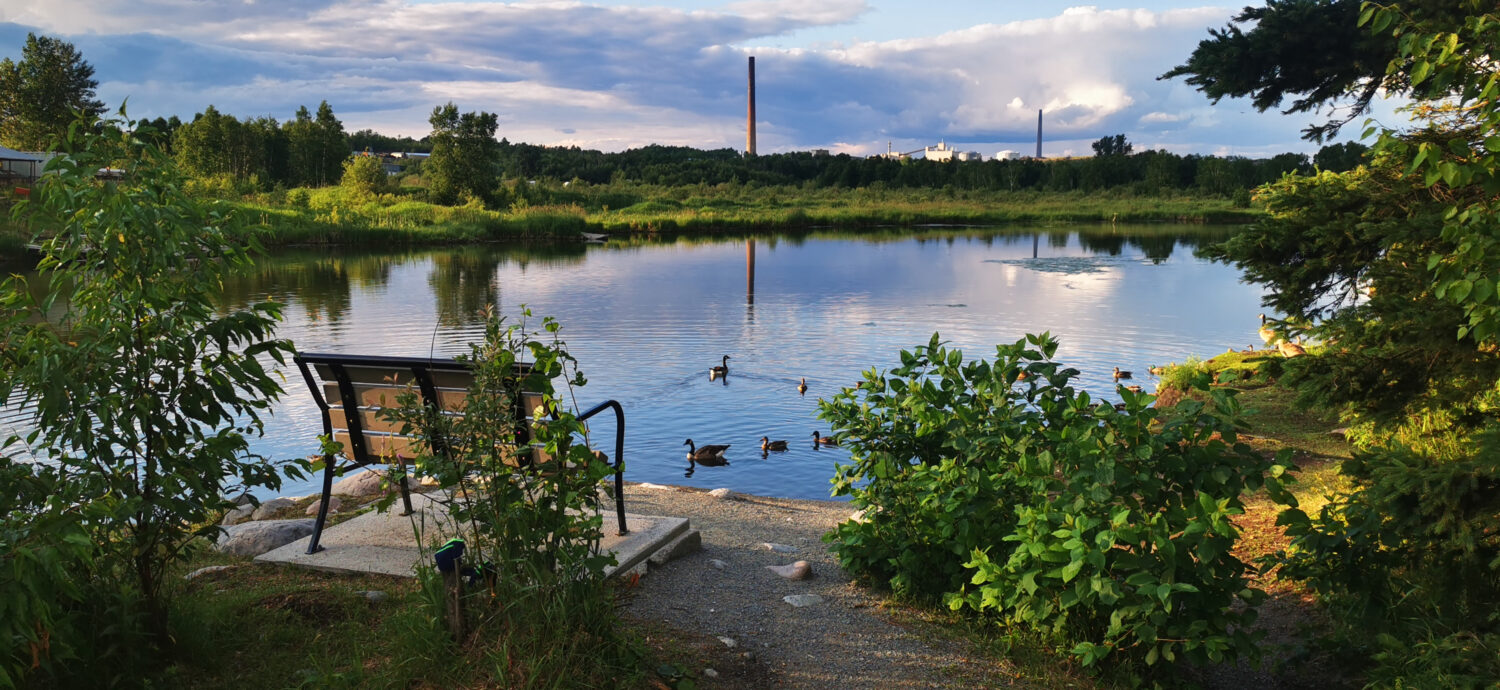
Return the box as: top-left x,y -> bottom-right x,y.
710,355 -> 730,377
797,377 -> 808,395
684,438 -> 730,461
1113,366 -> 1133,381
1258,314 -> 1280,345
761,436 -> 789,452
1278,341 -> 1307,358
811,430 -> 839,447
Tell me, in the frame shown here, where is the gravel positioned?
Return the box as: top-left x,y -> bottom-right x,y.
608,483 -> 1009,688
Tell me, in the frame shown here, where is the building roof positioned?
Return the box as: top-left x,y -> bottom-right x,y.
0,145 -> 44,162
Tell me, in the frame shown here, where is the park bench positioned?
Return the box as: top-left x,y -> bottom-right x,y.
293,352 -> 628,554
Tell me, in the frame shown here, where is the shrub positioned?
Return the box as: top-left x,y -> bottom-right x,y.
340,153 -> 387,198
0,109 -> 297,681
820,333 -> 1284,676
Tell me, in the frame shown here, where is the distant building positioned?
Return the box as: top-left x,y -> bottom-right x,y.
925,140 -> 957,162
956,151 -> 982,162
995,150 -> 1021,161
0,146 -> 45,182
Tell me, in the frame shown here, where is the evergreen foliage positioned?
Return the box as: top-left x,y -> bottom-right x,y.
0,33 -> 104,150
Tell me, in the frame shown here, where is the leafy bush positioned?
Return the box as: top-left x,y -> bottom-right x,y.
378,308 -> 641,686
0,109 -> 297,681
340,153 -> 387,198
820,333 -> 1283,675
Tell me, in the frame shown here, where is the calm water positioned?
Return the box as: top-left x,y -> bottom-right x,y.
5,226 -> 1267,500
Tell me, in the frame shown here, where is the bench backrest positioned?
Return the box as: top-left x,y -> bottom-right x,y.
295,352 -> 546,469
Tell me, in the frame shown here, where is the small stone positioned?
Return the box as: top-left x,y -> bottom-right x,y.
305,496 -> 342,515
184,565 -> 237,581
782,594 -> 823,608
709,559 -> 728,570
740,651 -> 756,661
847,509 -> 868,523
707,487 -> 735,499
635,482 -> 676,491
760,543 -> 796,554
718,636 -> 737,649
703,669 -> 719,679
358,590 -> 389,603
1329,427 -> 1349,439
250,497 -> 296,521
766,561 -> 812,580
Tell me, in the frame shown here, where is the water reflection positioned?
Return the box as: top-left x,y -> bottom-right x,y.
9,225 -> 1258,501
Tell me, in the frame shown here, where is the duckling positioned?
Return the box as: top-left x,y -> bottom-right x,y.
797,377 -> 808,395
709,354 -> 730,377
1113,366 -> 1133,381
761,436 -> 789,452
1258,314 -> 1280,345
811,430 -> 839,447
684,438 -> 730,462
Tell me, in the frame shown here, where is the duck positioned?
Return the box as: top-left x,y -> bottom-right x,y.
761,436 -> 789,452
683,438 -> 730,462
1113,366 -> 1133,381
1125,385 -> 1143,394
797,377 -> 808,395
811,430 -> 839,447
709,355 -> 730,377
1147,365 -> 1166,376
1258,314 -> 1280,345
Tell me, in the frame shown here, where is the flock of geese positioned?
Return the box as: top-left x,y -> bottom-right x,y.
682,354 -> 838,470
685,312 -> 1296,469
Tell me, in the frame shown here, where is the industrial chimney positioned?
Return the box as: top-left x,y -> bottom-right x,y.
747,56 -> 757,156
1032,109 -> 1044,159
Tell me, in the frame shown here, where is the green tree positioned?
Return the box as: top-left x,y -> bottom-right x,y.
340,152 -> 387,197
426,102 -> 499,205
1312,140 -> 1368,171
0,109 -> 295,672
0,33 -> 104,150
1089,133 -> 1132,157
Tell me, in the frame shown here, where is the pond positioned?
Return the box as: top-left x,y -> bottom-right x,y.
6,225 -> 1269,501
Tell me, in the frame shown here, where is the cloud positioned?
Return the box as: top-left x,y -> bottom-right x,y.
0,3 -> 1373,155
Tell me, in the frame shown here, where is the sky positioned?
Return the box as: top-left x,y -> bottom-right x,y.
0,1 -> 1397,158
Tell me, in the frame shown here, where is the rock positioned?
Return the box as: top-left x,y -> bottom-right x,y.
782,594 -> 823,608
718,636 -> 737,649
221,504 -> 255,526
760,542 -> 796,554
649,530 -> 702,566
1329,427 -> 1349,440
766,561 -> 812,580
635,482 -> 676,491
703,669 -> 719,679
357,590 -> 389,603
215,519 -> 315,557
740,651 -> 756,661
305,496 -> 342,515
847,509 -> 868,523
709,559 -> 728,570
331,469 -> 414,498
250,497 -> 296,521
228,493 -> 255,507
184,565 -> 237,581
707,487 -> 735,499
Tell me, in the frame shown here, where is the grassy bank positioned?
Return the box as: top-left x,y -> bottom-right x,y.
226,183 -> 1259,247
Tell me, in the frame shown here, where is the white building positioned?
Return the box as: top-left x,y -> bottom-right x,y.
995,150 -> 1021,161
925,140 -> 957,162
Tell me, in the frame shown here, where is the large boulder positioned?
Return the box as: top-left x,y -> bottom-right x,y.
249,497 -> 297,521
331,469 -> 414,498
215,519 -> 315,557
221,504 -> 255,526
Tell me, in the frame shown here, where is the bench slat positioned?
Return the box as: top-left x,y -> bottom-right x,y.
329,407 -> 536,441
313,363 -> 478,389
320,382 -> 545,416
331,430 -> 549,466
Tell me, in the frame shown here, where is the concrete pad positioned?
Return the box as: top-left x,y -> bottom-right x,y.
255,492 -> 690,580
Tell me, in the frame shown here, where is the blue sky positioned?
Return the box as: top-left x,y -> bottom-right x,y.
0,1 -> 1394,157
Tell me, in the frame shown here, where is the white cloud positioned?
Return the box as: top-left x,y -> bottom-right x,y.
0,3 -> 1375,155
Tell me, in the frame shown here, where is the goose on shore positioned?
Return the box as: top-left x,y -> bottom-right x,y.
797,377 -> 808,395
1258,314 -> 1281,345
812,430 -> 839,447
761,436 -> 789,452
1113,366 -> 1133,381
709,355 -> 730,377
684,438 -> 730,462
1278,340 -> 1307,358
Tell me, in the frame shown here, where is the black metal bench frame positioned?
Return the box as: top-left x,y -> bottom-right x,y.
294,352 -> 628,554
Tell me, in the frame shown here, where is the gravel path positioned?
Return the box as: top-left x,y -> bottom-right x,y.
607,483 -> 1011,689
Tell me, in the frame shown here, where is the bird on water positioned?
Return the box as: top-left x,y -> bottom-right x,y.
797,377 -> 808,395
684,438 -> 730,462
710,355 -> 730,377
1113,366 -> 1133,381
761,436 -> 789,452
811,430 -> 839,447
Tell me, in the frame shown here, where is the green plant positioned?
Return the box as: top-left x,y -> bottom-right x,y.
820,333 -> 1284,676
379,307 -> 641,687
0,109 -> 297,679
340,154 -> 386,198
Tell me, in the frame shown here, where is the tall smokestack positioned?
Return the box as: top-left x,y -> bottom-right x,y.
1036,109 -> 1042,159
747,56 -> 757,155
